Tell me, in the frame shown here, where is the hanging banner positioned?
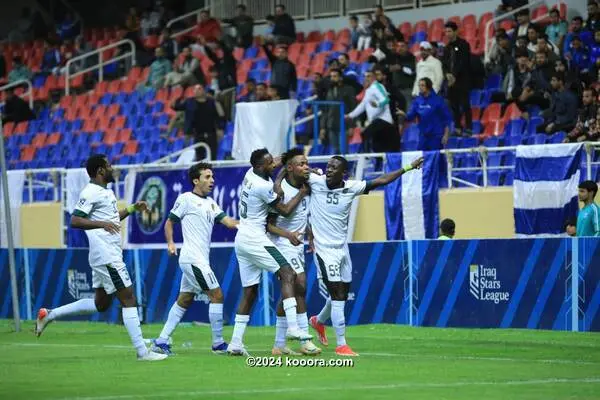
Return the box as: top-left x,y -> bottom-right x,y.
127,166 -> 248,246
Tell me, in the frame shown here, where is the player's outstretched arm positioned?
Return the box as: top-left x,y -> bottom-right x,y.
272,184 -> 310,217
365,157 -> 424,192
164,218 -> 177,256
273,167 -> 287,197
220,216 -> 239,230
70,215 -> 120,234
119,201 -> 147,221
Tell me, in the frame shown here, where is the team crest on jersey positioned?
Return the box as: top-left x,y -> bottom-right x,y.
136,176 -> 167,235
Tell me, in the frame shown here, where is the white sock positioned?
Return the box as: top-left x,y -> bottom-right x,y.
274,316 -> 287,348
331,300 -> 347,347
317,297 -> 332,324
157,303 -> 186,344
209,303 -> 224,346
282,297 -> 299,331
230,314 -> 249,347
122,307 -> 148,357
48,299 -> 97,321
297,312 -> 309,334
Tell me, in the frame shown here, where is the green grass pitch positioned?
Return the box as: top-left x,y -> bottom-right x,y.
0,320 -> 599,399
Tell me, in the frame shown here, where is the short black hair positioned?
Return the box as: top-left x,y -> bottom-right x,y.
13,56 -> 22,64
350,15 -> 358,21
517,9 -> 530,17
86,154 -> 108,178
552,72 -> 566,83
329,67 -> 342,75
583,87 -> 597,97
440,218 -> 456,236
257,82 -> 267,88
444,21 -> 458,31
266,14 -> 275,21
550,8 -> 560,16
200,9 -> 209,15
188,162 -> 212,185
237,4 -> 246,11
339,52 -> 349,60
564,218 -> 576,229
246,78 -> 256,84
375,4 -> 383,10
331,155 -> 349,172
250,148 -> 270,168
281,148 -> 304,165
579,180 -> 598,198
420,77 -> 433,90
573,16 -> 584,23
275,4 -> 285,10
515,49 -> 530,59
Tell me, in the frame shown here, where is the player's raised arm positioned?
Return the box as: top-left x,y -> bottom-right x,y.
365,157 -> 424,192
272,183 -> 310,217
119,201 -> 148,221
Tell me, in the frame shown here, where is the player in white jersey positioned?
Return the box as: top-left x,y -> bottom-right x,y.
308,155 -> 423,356
266,148 -> 321,356
151,163 -> 239,356
227,148 -> 312,355
34,154 -> 166,361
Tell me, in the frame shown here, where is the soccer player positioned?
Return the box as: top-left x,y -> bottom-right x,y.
151,163 -> 239,355
308,155 -> 423,356
227,148 -> 312,355
267,148 -> 321,356
577,180 -> 600,237
35,154 -> 166,361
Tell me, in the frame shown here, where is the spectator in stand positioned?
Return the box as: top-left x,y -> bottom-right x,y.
1,89 -> 34,124
202,37 -> 237,91
384,41 -> 416,110
8,57 -> 32,84
526,26 -> 540,53
496,0 -> 528,17
172,84 -> 220,160
164,47 -> 203,88
536,35 -> 560,60
272,4 -> 296,45
263,41 -> 297,99
374,66 -> 405,125
564,17 -> 585,55
438,218 -> 456,240
349,15 -> 359,49
140,9 -> 153,38
566,36 -> 592,76
345,70 -> 399,153
195,9 -> 221,43
545,8 -> 568,50
159,27 -> 179,62
313,72 -> 328,100
239,79 -> 257,102
145,47 -> 172,89
57,12 -> 79,41
255,82 -> 268,101
398,77 -> 452,151
485,28 -> 506,64
125,6 -> 141,37
41,40 -> 61,75
374,5 -> 394,27
555,59 -> 581,94
499,49 -> 532,103
564,88 -> 598,142
538,72 -> 578,134
372,7 -> 402,42
357,14 -> 373,50
413,42 -> 444,97
8,7 -> 33,43
442,21 -> 472,135
267,85 -> 282,100
587,1 -> 600,32
222,4 -> 254,48
486,32 -> 513,76
264,15 -> 276,42
515,35 -> 534,59
150,4 -> 165,34
516,51 -> 553,114
564,219 -> 577,237
516,10 -> 533,38
337,53 -> 362,94
319,68 -> 356,154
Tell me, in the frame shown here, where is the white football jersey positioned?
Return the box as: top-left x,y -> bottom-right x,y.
73,182 -> 123,267
169,192 -> 225,265
268,178 -> 309,247
308,173 -> 367,247
238,168 -> 278,234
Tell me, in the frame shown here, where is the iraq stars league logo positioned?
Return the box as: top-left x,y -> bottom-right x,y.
136,176 -> 167,234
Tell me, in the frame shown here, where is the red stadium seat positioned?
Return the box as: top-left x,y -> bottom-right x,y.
111,115 -> 126,130
103,129 -> 118,145
107,103 -> 120,118
323,30 -> 335,41
481,103 -> 502,124
32,133 -> 47,148
14,121 -> 28,134
123,140 -> 139,155
92,105 -> 107,120
121,80 -> 136,93
117,129 -> 132,143
304,42 -> 318,54
306,31 -> 322,42
3,122 -> 15,136
502,103 -> 522,122
45,132 -> 62,146
107,80 -> 121,93
21,146 -> 36,162
82,119 -> 98,132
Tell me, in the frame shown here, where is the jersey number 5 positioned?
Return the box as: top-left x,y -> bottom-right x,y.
326,192 -> 339,205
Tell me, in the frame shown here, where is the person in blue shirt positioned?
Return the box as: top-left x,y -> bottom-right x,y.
577,180 -> 600,237
566,35 -> 592,74
397,77 -> 452,151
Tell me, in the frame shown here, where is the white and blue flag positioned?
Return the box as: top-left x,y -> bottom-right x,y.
384,151 -> 445,240
514,144 -> 582,236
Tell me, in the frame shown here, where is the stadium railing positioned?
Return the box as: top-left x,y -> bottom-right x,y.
0,79 -> 34,109
64,39 -> 137,95
483,0 -> 561,62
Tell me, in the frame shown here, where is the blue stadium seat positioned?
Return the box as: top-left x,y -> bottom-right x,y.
506,119 -> 525,136
487,170 -> 503,186
248,70 -> 261,81
317,41 -> 333,52
487,152 -> 503,167
402,140 -> 418,151
502,152 -> 515,166
527,117 -> 544,135
470,90 -> 482,107
503,170 -> 514,186
100,94 -> 113,105
403,125 -> 419,142
472,121 -> 483,134
462,153 -> 479,168
252,58 -> 269,70
484,74 -> 502,92
244,46 -> 259,59
460,137 -> 478,148
142,89 -> 157,103
483,137 -> 499,147
549,132 -> 566,143
150,102 -> 164,114
446,137 -> 460,149
506,136 -> 522,146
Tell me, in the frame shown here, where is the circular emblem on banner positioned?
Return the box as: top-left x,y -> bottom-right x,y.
136,176 -> 167,235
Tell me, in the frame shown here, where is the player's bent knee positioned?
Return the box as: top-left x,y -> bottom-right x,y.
207,288 -> 224,304
279,266 -> 296,284
177,292 -> 195,308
